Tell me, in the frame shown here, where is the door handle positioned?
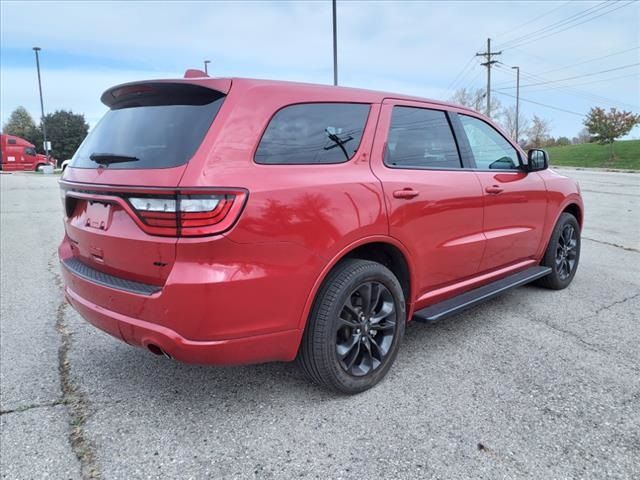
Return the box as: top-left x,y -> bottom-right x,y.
485,185 -> 504,194
393,188 -> 419,199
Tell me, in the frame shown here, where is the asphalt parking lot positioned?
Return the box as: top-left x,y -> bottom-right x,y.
1,168 -> 639,479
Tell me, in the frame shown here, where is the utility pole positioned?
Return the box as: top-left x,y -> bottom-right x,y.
512,66 -> 520,144
332,0 -> 338,86
476,38 -> 501,118
204,60 -> 210,75
32,47 -> 49,159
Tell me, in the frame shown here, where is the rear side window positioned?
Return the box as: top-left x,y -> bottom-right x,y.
8,138 -> 16,145
385,107 -> 461,169
71,83 -> 225,169
255,103 -> 370,165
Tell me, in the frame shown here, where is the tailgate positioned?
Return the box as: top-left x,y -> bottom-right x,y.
64,188 -> 176,286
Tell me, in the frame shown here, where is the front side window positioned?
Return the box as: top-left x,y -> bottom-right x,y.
459,115 -> 520,170
255,103 -> 370,165
24,147 -> 36,156
385,107 -> 461,169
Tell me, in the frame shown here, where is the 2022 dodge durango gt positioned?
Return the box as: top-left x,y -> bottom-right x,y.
58,73 -> 583,394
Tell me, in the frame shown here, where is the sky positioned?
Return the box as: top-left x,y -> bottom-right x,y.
1,0 -> 639,140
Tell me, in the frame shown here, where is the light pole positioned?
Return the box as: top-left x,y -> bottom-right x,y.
32,47 -> 49,159
204,60 -> 211,75
512,66 -> 520,144
332,0 -> 338,86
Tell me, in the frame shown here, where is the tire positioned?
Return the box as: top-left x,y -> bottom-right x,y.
536,212 -> 581,290
298,259 -> 406,394
36,164 -> 45,172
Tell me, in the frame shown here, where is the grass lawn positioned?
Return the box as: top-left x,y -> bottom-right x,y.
546,139 -> 640,170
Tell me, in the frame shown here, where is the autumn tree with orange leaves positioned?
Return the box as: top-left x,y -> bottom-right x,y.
584,107 -> 640,161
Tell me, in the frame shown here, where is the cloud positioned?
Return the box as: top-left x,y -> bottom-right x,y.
1,0 -> 638,137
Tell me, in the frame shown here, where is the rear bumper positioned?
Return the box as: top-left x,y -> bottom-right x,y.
58,232 -> 324,365
64,283 -> 302,365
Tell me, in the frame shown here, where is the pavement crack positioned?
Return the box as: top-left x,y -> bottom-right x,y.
0,399 -> 67,416
524,293 -> 640,374
583,236 -> 639,253
49,254 -> 101,480
531,317 -> 601,350
593,293 -> 640,315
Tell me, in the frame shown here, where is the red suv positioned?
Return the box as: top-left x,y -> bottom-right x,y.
59,74 -> 583,393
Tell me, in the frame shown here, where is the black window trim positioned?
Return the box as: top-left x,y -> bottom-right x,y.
382,105 -> 465,172
252,101 -> 373,166
454,112 -> 525,172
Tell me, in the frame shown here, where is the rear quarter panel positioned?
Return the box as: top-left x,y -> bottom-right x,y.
178,83 -> 388,334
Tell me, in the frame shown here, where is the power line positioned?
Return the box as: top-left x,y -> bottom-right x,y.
496,1 -> 612,49
494,63 -> 638,109
538,46 -> 640,76
458,68 -> 484,93
447,55 -> 476,91
499,1 -> 634,51
494,0 -> 573,41
492,90 -> 585,117
525,73 -> 639,91
499,63 -> 640,89
492,0 -> 634,50
446,43 -> 486,96
492,46 -> 640,88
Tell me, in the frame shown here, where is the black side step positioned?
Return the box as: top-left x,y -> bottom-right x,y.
413,266 -> 551,323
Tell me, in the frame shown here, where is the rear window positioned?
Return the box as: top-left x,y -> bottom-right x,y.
255,103 -> 370,165
71,83 -> 225,169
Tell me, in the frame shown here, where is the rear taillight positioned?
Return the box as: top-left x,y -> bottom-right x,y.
127,191 -> 244,237
61,183 -> 247,237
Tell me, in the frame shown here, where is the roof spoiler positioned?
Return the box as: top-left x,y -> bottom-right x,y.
184,69 -> 209,78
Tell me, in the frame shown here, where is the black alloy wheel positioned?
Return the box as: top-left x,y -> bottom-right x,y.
335,281 -> 397,377
556,223 -> 578,281
298,259 -> 406,394
536,212 -> 581,290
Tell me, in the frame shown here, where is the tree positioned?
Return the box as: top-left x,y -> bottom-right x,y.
527,115 -> 552,147
572,128 -> 591,145
42,110 -> 90,160
500,105 -> 530,144
556,136 -> 571,146
450,87 -> 502,119
583,107 -> 640,160
2,106 -> 41,147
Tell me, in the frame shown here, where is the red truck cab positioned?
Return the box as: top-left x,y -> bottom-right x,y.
0,134 -> 55,171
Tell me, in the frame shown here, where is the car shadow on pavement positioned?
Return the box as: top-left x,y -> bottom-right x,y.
69,286 -> 547,405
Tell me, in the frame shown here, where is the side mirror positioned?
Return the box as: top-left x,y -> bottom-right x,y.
527,149 -> 548,172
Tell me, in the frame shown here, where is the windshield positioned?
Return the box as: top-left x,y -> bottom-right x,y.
72,83 -> 225,169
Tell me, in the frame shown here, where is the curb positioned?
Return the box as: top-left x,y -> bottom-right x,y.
551,166 -> 639,174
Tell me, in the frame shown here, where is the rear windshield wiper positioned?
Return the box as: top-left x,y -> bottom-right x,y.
324,131 -> 353,160
89,153 -> 140,165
